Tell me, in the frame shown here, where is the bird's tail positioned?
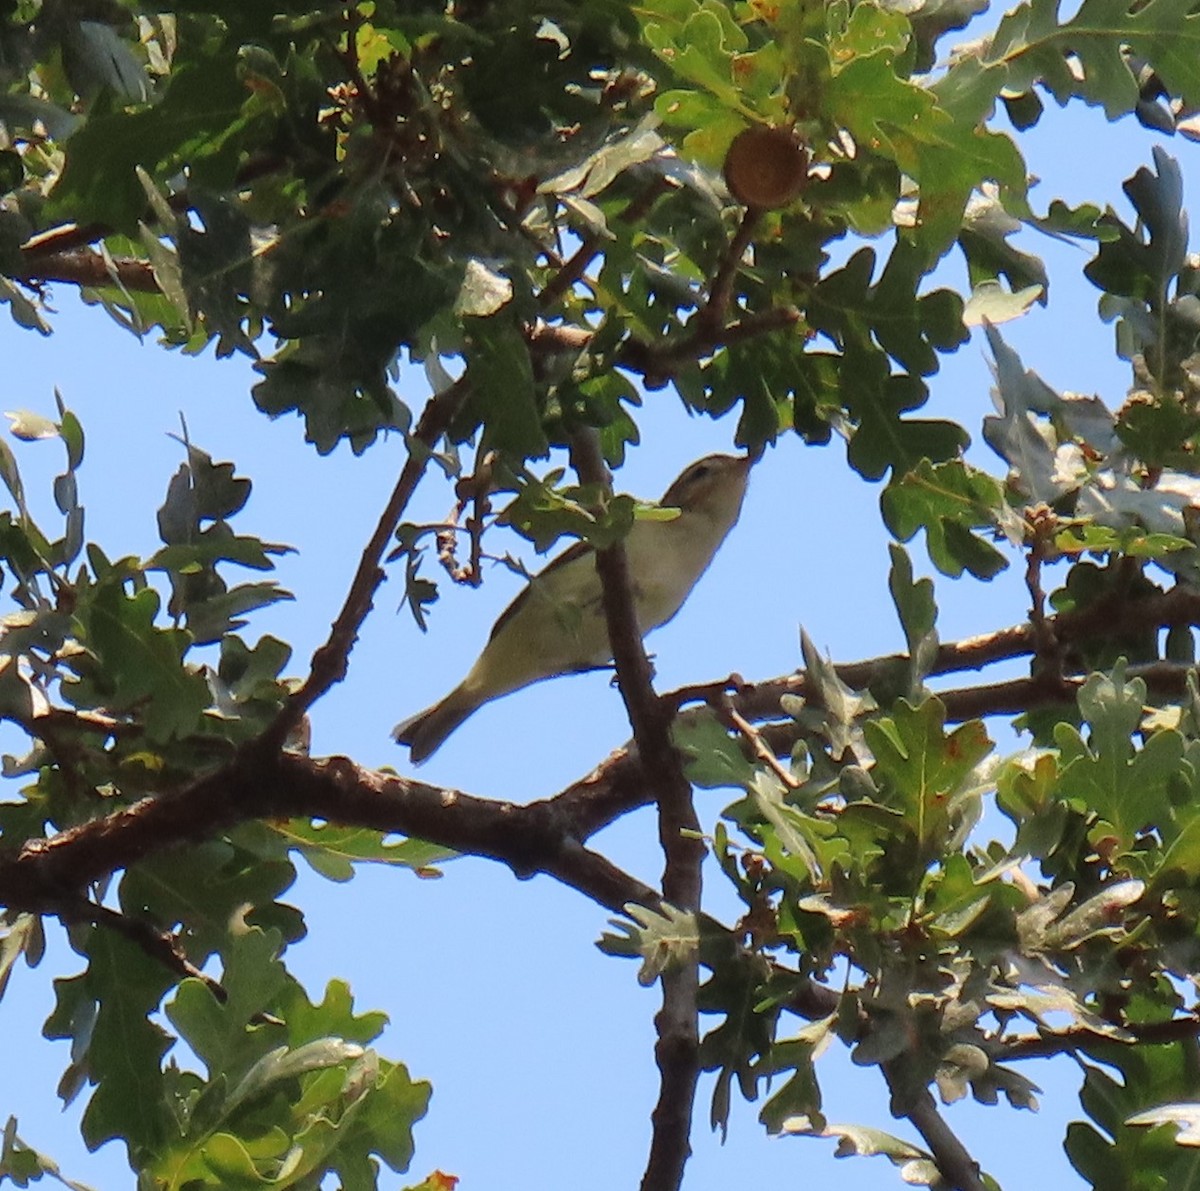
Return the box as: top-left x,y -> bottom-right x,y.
393,686 -> 479,763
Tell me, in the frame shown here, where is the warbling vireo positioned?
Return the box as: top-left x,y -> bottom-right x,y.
394,453 -> 751,762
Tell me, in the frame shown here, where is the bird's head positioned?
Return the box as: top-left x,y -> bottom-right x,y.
659,454 -> 753,526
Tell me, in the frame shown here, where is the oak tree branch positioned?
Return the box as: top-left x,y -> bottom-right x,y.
567,429 -> 703,1191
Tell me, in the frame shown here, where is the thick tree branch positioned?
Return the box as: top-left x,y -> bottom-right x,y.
11,251 -> 161,292
7,584 -> 1178,908
5,583 -> 1200,1085
551,590 -> 1200,844
14,626 -> 1196,1090
716,583 -> 1200,732
0,749 -> 648,917
567,432 -> 664,756
568,431 -> 702,1191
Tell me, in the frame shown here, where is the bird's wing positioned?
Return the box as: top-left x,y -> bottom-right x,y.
485,538 -> 595,643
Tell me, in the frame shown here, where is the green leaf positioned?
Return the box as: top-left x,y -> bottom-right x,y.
1067,1051 -> 1200,1187
158,930 -> 426,1189
781,1116 -> 931,1165
921,854 -> 995,939
138,222 -> 192,328
49,931 -> 175,1157
1085,148 -> 1196,388
0,914 -> 42,1002
182,581 -> 294,645
598,902 -> 699,985
63,20 -> 151,102
982,323 -> 1090,504
887,544 -> 939,682
48,57 -> 259,231
541,118 -> 666,199
882,459 -> 1008,579
844,365 -> 966,481
159,442 -> 252,535
698,946 -> 781,1137
166,929 -> 290,1084
0,276 -> 51,335
1054,661 -> 1185,845
674,708 -> 757,788
985,0 -> 1200,121
5,410 -> 58,442
67,582 -> 210,741
0,1117 -> 98,1191
274,821 -> 456,882
759,1052 -> 824,1136
1039,879 -> 1145,949
464,316 -> 548,459
225,1037 -> 368,1119
808,244 -> 968,381
276,978 -> 390,1050
1156,815 -> 1200,882
0,149 -> 24,195
799,628 -> 877,760
863,698 -> 992,858
0,439 -> 25,514
958,188 -> 1050,298
194,1132 -> 263,1187
120,839 -> 301,966
962,280 -> 1045,326
826,44 -> 1024,258
749,770 -> 829,884
640,3 -> 754,117
935,1042 -> 990,1104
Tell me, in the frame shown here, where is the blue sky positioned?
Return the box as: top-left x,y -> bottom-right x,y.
1,92 -> 1198,1191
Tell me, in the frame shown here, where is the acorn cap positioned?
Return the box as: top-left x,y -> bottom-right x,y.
722,126 -> 809,210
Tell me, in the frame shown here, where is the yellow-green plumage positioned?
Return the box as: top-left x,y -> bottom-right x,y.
394,453 -> 751,762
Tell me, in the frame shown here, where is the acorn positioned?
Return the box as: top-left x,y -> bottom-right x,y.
722,126 -> 809,209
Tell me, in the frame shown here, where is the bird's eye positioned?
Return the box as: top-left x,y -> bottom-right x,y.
689,463 -> 711,482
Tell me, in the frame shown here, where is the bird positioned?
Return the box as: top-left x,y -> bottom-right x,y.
394,452 -> 752,762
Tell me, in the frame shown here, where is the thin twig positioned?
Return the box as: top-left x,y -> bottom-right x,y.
883,1059 -> 987,1191
435,452 -> 495,586
52,895 -> 229,1003
696,207 -> 761,338
1024,504 -> 1072,695
726,705 -> 799,789
268,377 -> 469,745
333,6 -> 383,126
614,207 -> 769,388
537,176 -> 674,309
994,1012 -> 1200,1060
